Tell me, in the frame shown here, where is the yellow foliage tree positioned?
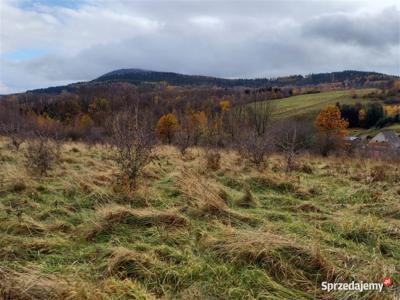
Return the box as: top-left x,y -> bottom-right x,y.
156,113 -> 179,144
188,110 -> 207,145
220,100 -> 230,112
384,105 -> 400,116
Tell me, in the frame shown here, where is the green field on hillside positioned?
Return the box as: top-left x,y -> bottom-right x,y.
270,89 -> 376,119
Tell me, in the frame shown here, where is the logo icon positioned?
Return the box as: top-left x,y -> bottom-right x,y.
383,277 -> 393,287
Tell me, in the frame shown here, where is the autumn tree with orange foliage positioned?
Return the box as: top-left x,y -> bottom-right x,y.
156,113 -> 179,144
315,106 -> 349,156
315,106 -> 348,134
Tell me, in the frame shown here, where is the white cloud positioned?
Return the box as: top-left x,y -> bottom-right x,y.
0,0 -> 162,55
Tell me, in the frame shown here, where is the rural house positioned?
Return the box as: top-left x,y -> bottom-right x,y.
369,130 -> 400,149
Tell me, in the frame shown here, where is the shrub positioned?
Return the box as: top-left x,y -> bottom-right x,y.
24,137 -> 60,176
111,110 -> 155,191
239,133 -> 273,169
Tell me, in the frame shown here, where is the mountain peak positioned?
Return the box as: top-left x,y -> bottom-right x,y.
97,68 -> 154,78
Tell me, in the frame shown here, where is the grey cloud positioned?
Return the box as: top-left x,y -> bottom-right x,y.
302,8 -> 400,47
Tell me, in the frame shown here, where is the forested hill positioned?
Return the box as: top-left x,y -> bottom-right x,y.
94,69 -> 396,88
25,69 -> 398,94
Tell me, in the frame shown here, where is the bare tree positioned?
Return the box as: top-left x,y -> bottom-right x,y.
246,98 -> 274,137
273,118 -> 314,172
175,129 -> 192,156
111,106 -> 155,191
222,106 -> 247,144
236,97 -> 275,169
239,131 -> 274,169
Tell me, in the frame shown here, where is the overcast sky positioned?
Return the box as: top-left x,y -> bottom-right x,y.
0,0 -> 399,94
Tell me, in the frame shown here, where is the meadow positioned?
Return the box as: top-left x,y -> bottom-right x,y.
0,137 -> 399,299
270,89 -> 376,120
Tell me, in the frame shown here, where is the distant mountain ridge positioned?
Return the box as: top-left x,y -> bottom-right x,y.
25,69 -> 398,94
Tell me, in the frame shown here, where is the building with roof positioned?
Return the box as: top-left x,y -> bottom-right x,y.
369,130 -> 400,149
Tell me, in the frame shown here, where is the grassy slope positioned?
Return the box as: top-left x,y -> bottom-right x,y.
0,139 -> 399,299
270,89 -> 376,119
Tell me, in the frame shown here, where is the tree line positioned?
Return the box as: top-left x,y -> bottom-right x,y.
1,87 -> 355,191
1,81 -> 399,192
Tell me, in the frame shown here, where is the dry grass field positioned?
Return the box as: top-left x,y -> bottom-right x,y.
0,137 -> 399,299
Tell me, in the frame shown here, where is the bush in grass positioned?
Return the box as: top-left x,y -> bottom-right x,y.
24,137 -> 60,176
